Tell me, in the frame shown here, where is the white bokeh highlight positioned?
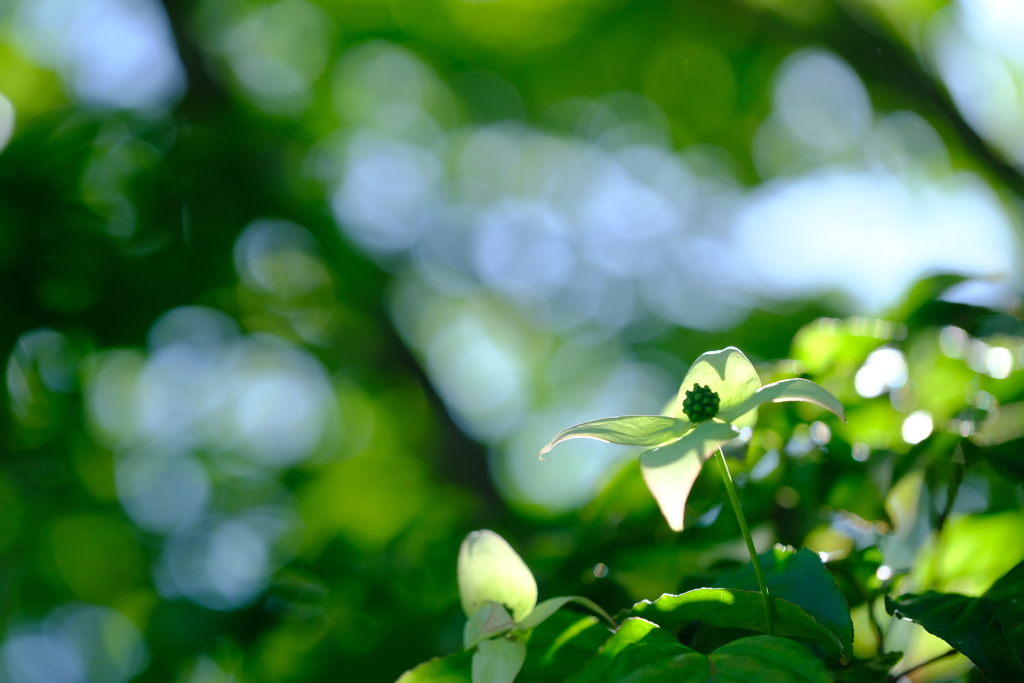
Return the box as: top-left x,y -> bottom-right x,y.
13,0 -> 186,110
82,224 -> 340,609
1,605 -> 148,683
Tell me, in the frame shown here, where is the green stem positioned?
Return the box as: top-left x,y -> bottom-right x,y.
715,448 -> 775,636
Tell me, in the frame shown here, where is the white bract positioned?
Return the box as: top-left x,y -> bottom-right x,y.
541,347 -> 845,531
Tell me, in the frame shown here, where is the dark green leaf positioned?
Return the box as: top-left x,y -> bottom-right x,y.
886,559 -> 1024,683
627,588 -> 846,661
520,611 -> 612,683
610,635 -> 831,683
889,274 -> 967,323
832,652 -> 903,683
715,547 -> 854,657
566,617 -> 688,683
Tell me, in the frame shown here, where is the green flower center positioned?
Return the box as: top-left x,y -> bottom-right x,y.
682,383 -> 720,422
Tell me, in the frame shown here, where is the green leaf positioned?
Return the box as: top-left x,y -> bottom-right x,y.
519,611 -> 612,683
673,347 -> 761,417
465,601 -> 516,649
515,596 -> 616,631
971,401 -> 1024,447
715,547 -> 854,658
889,273 -> 967,323
638,421 -> 740,531
539,416 -> 693,457
459,530 -> 538,622
566,617 -> 688,683
718,378 -> 845,424
472,637 -> 527,683
885,559 -> 1024,683
609,635 -> 831,683
396,650 -> 473,683
627,588 -> 846,661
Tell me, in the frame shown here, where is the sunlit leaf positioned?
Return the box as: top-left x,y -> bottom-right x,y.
791,318 -> 886,376
396,650 -> 472,683
515,596 -> 616,631
627,588 -> 846,661
459,530 -> 538,622
715,547 -> 854,658
539,416 -> 693,457
973,401 -> 1024,447
913,510 -> 1024,596
673,347 -> 761,417
566,617 -> 685,683
472,637 -> 526,683
465,601 -> 515,649
610,635 -> 831,683
719,378 -> 845,424
638,421 -> 739,531
886,559 -> 1024,683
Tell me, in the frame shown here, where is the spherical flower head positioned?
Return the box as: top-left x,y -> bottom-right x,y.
682,383 -> 720,423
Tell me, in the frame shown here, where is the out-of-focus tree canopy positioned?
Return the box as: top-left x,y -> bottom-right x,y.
0,0 -> 1022,681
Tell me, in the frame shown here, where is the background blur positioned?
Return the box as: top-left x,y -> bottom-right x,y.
1,0 -> 1023,681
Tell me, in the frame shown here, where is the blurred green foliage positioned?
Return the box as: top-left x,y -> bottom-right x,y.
1,0 -> 1023,682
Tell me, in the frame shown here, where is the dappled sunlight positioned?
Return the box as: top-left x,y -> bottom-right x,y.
75,224 -> 342,613
88,314 -> 337,466
901,410 -> 934,445
85,315 -> 335,609
929,0 -> 1024,167
735,169 -> 1017,311
155,505 -> 302,610
854,348 -> 908,399
327,42 -> 1019,363
850,0 -> 1024,170
324,40 -> 1020,513
197,0 -> 333,115
754,50 -> 873,174
1,604 -> 148,683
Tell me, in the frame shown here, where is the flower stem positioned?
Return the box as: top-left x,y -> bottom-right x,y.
714,447 -> 774,636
